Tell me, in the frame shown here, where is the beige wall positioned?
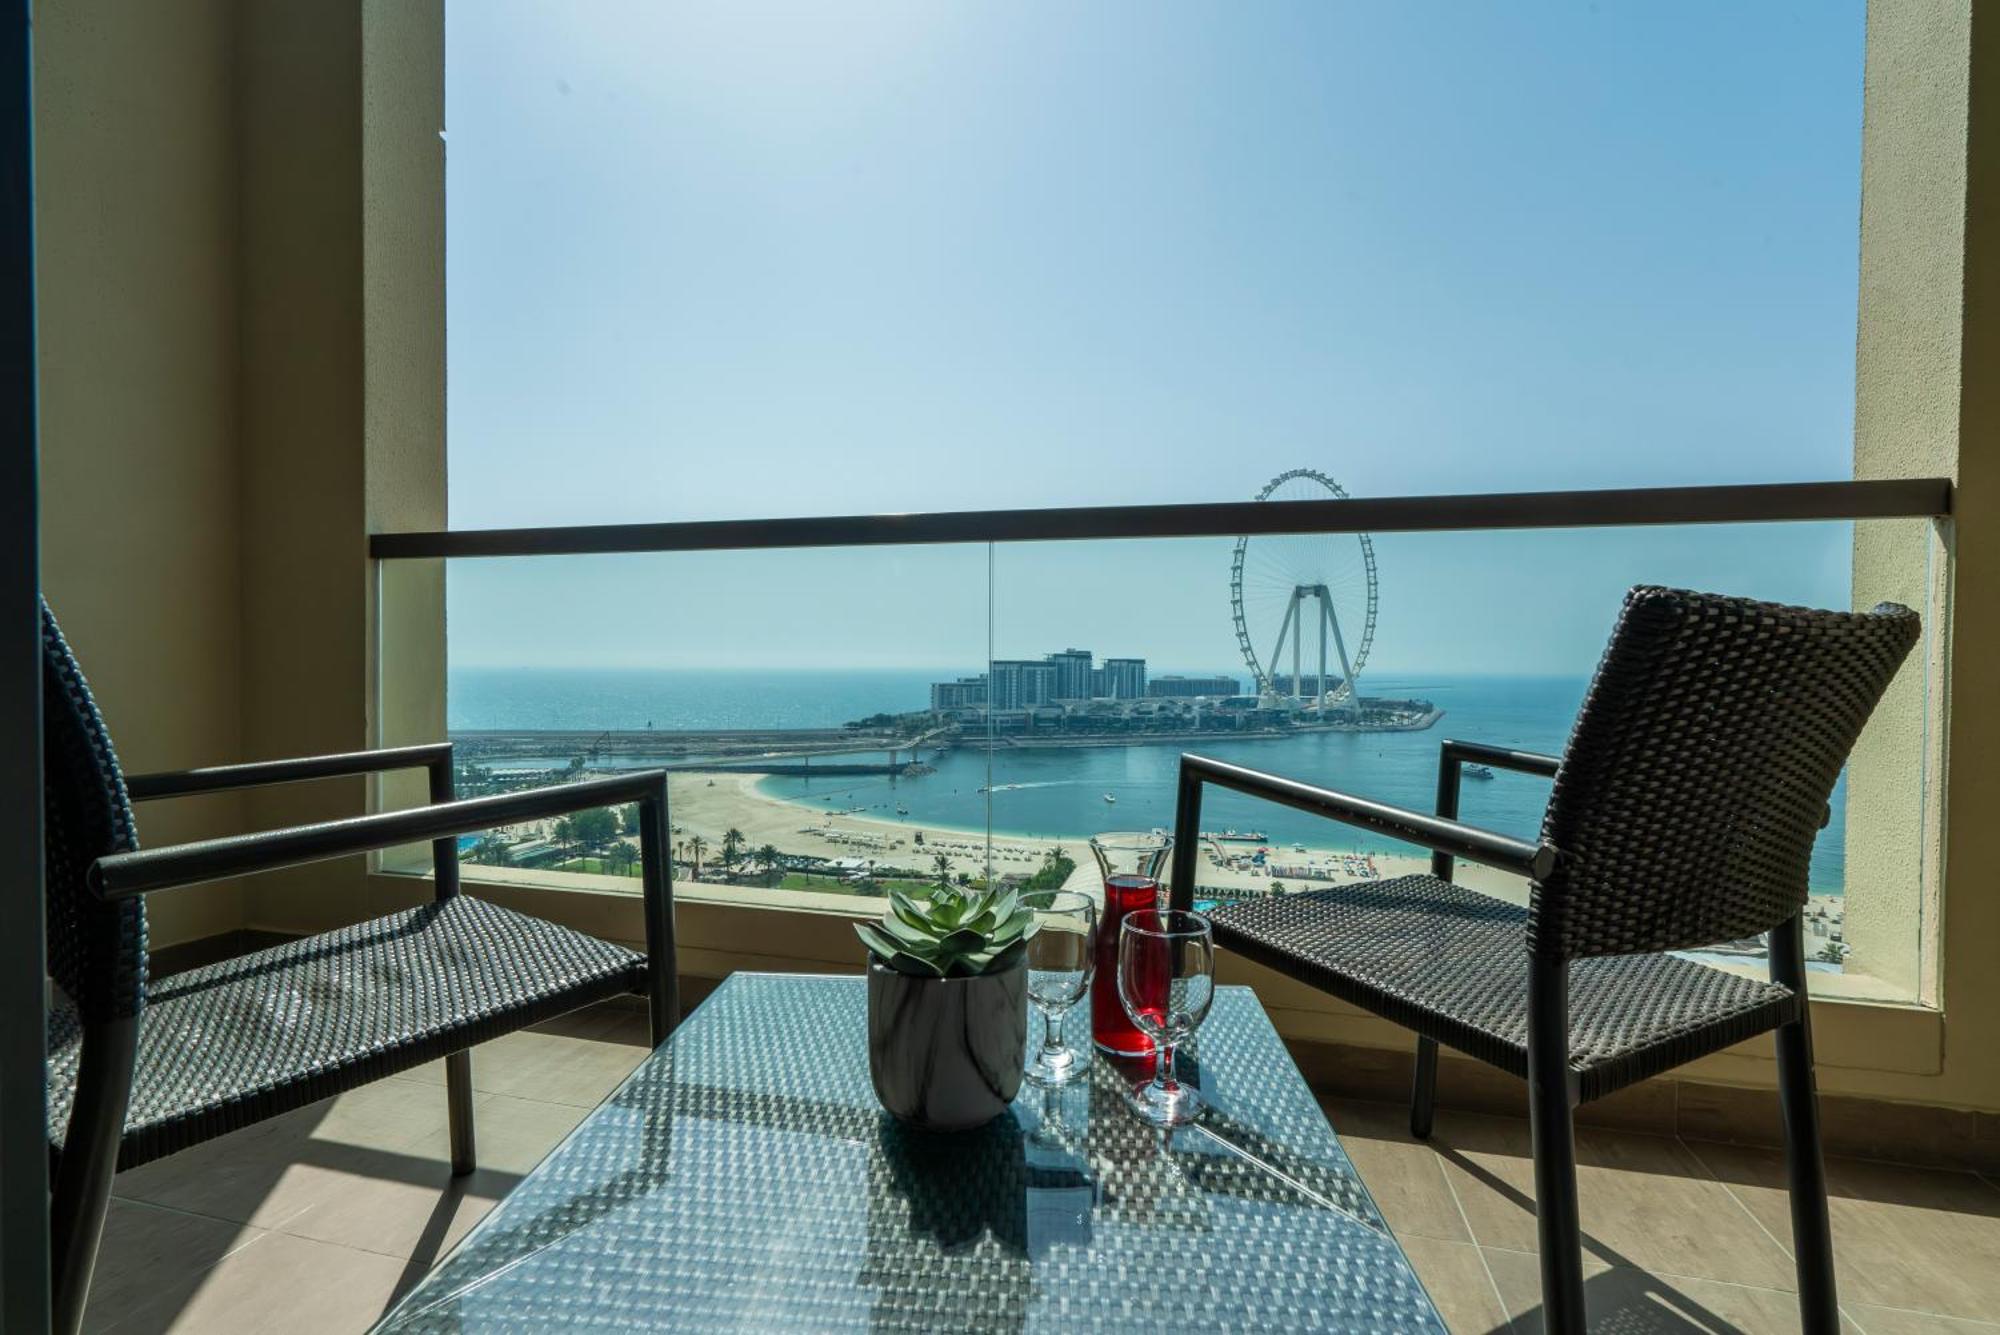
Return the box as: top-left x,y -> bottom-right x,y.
34,0 -> 246,947
1841,0 -> 2000,1116
32,0 -> 446,948
232,0 -> 377,934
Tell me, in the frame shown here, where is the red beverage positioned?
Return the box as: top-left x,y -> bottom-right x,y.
1092,874 -> 1159,1057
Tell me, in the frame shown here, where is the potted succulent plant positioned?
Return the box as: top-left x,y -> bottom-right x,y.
857,884 -> 1035,1130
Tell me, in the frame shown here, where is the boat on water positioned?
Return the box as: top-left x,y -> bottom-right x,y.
1102,793 -> 1117,804
1464,764 -> 1496,781
895,805 -> 909,815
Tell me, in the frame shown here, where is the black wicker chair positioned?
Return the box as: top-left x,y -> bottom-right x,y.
1165,587 -> 1919,1335
38,599 -> 679,1335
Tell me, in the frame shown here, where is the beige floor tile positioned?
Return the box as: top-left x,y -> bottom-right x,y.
269,1159 -> 502,1264
1686,1138 -> 2000,1322
1848,1306 -> 2000,1334
112,1079 -> 456,1228
1430,1111 -> 1799,1291
1397,1235 -> 1508,1334
1323,1096 -> 1474,1243
82,1201 -> 263,1334
393,1018 -> 650,1108
1482,1246 -> 1857,1335
105,1232 -> 409,1335
405,1091 -> 591,1177
273,1095 -> 585,1260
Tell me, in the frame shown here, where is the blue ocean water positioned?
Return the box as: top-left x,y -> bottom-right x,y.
450,666 -> 951,733
449,668 -> 1847,892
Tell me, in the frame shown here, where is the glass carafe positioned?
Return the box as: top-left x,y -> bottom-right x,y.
1087,832 -> 1172,1057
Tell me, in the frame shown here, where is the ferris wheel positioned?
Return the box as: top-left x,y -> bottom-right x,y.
1229,470 -> 1380,717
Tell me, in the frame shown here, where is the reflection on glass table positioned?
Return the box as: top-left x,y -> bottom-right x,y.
373,973 -> 1444,1333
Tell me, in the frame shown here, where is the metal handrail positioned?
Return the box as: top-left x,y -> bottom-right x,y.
369,478 -> 1952,560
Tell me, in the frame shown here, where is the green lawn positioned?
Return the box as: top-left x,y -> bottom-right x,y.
776,873 -> 934,897
552,856 -> 639,877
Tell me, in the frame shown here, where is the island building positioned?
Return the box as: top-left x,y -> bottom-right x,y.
928,677 -> 988,712
1047,648 -> 1095,700
1147,674 -> 1243,698
1098,657 -> 1147,699
943,650 -> 1151,712
987,659 -> 1060,709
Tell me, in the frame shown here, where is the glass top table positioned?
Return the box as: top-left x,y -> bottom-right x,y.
375,973 -> 1443,1332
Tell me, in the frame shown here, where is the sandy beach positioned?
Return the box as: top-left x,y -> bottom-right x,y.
662,772 -> 1538,905
483,768 -> 1847,977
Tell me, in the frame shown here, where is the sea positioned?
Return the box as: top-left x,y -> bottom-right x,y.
450,667 -> 1848,893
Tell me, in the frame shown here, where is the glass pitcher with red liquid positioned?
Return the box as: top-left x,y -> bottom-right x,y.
1087,832 -> 1173,1057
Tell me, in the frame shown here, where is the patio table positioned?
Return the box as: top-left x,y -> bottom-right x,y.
374,972 -> 1444,1332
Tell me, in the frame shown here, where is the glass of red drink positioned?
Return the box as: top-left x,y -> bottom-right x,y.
1086,832 -> 1173,1057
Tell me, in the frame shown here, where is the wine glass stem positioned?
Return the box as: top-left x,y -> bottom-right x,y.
1041,1005 -> 1065,1059
1153,1037 -> 1178,1095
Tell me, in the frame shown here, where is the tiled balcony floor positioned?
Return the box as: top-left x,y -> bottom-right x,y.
81,999 -> 2000,1334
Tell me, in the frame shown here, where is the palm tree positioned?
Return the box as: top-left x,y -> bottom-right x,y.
552,816 -> 577,862
932,851 -> 953,893
606,842 -> 637,877
687,833 -> 708,881
722,827 -> 745,872
757,843 -> 782,886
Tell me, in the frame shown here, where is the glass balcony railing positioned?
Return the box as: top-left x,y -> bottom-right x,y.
374,482 -> 1947,1003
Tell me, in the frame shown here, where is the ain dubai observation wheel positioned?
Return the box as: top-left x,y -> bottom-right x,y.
1228,469 -> 1380,718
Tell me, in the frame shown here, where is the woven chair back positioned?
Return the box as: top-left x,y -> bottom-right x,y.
40,599 -> 146,1020
1530,586 -> 1918,961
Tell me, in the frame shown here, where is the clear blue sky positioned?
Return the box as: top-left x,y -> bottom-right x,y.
443,2 -> 1867,675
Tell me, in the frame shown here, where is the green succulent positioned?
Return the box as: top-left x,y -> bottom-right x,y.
855,884 -> 1037,978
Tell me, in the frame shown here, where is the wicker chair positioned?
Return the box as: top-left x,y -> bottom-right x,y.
39,599 -> 679,1335
1166,587 -> 1919,1335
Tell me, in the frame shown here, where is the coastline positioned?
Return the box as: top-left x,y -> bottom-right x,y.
482,765 -> 1845,973
671,771 -> 1538,905
664,772 -> 1843,955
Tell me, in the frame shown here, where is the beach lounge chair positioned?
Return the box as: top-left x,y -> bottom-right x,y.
1167,587 -> 1917,1334
38,600 -> 678,1334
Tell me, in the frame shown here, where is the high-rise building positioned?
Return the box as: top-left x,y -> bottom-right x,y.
1046,648 -> 1094,700
930,677 -> 988,712
988,659 -> 1058,709
1101,657 -> 1147,699
1147,674 -> 1240,698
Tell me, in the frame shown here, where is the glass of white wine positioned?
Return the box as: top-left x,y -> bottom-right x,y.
1021,890 -> 1097,1085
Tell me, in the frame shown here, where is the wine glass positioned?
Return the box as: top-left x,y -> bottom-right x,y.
1116,909 -> 1216,1126
1022,890 -> 1096,1085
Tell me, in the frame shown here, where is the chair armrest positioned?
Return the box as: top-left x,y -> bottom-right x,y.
124,742 -> 455,802
91,770 -> 666,899
1167,753 -> 1556,910
1438,738 -> 1561,781
1431,739 -> 1561,879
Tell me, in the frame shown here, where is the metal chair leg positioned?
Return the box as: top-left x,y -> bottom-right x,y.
51,1018 -> 138,1335
446,1049 -> 476,1176
1410,1036 -> 1439,1139
1771,917 -> 1839,1332
1527,959 -> 1586,1334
